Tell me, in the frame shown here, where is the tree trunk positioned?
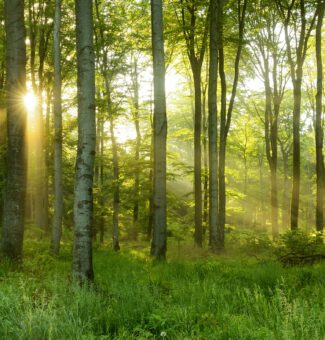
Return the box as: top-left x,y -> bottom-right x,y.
2,0 -> 27,260
218,30 -> 227,249
99,117 -> 105,243
315,0 -> 325,233
290,74 -> 302,230
193,67 -> 203,247
51,0 -> 63,255
280,0 -> 316,230
109,115 -> 120,252
208,0 -> 219,251
150,0 -> 167,260
73,0 -> 95,283
202,83 -> 208,237
218,0 -> 246,248
132,58 -> 141,240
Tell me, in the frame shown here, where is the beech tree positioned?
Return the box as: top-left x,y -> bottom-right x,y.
2,0 -> 27,259
177,0 -> 209,247
73,0 -> 96,282
208,0 -> 219,250
150,0 -> 168,260
51,0 -> 63,255
315,0 -> 324,233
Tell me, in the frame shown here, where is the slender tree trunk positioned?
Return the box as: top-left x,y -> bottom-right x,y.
150,0 -> 167,260
132,58 -> 141,240
290,73 -> 302,230
218,0 -> 246,248
263,54 -> 279,239
280,143 -> 290,229
315,0 -> 325,233
51,0 -> 63,255
218,26 -> 227,249
202,84 -> 208,237
147,109 -> 154,241
99,117 -> 105,243
109,115 -> 120,251
193,67 -> 203,247
73,0 -> 95,283
270,164 -> 278,237
280,0 -> 316,230
2,0 -> 27,259
208,0 -> 219,251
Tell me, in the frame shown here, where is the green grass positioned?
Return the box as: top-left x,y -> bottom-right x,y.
0,239 -> 324,339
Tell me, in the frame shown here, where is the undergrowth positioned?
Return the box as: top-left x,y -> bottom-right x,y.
0,238 -> 324,339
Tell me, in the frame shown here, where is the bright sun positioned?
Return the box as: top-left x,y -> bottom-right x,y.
24,91 -> 37,112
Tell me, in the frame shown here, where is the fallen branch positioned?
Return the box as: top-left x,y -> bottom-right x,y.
278,253 -> 325,266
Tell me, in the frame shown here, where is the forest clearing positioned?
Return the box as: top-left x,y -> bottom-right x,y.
1,0 -> 325,338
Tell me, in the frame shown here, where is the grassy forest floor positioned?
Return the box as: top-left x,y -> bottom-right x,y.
0,231 -> 325,339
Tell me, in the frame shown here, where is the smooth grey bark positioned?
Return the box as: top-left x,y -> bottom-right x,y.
99,116 -> 105,243
202,83 -> 208,236
150,0 -> 167,260
73,0 -> 95,283
2,0 -> 27,259
147,106 -> 154,241
51,0 -> 63,255
315,0 -> 325,233
208,0 -> 219,251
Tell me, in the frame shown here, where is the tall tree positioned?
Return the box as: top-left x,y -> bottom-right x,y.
73,0 -> 96,282
2,0 -> 27,259
276,0 -> 316,230
208,0 -> 219,250
249,3 -> 288,239
51,0 -> 63,255
315,0 -> 325,233
150,0 -> 167,260
178,0 -> 209,247
218,0 -> 247,248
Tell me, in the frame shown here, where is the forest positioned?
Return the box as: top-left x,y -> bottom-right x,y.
0,0 -> 325,338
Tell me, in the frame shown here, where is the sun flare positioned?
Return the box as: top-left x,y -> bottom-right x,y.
24,91 -> 38,112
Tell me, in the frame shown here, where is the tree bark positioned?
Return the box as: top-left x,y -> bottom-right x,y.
315,0 -> 325,233
51,0 -> 63,255
193,67 -> 203,247
2,0 -> 27,260
150,0 -> 167,260
208,0 -> 219,251
202,83 -> 208,237
73,0 -> 95,283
